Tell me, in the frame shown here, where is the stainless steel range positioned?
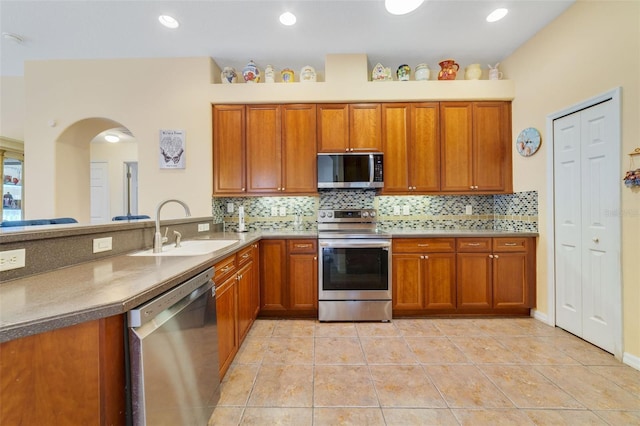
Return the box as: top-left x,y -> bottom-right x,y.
318,209 -> 392,322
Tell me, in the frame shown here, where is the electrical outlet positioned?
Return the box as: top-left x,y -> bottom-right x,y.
93,237 -> 112,253
402,205 -> 410,215
0,248 -> 26,271
198,223 -> 210,232
226,203 -> 234,213
279,207 -> 286,217
271,207 -> 279,216
465,205 -> 473,215
393,205 -> 401,216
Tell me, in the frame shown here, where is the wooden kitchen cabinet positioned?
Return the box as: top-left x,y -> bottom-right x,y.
236,245 -> 258,343
214,103 -> 317,196
259,239 -> 318,317
213,104 -> 246,194
440,102 -> 512,193
215,255 -> 239,378
392,238 -> 456,314
0,316 -> 126,425
288,240 -> 318,313
317,103 -> 382,152
382,103 -> 440,193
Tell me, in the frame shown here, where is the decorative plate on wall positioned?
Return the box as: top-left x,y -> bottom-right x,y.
516,127 -> 541,157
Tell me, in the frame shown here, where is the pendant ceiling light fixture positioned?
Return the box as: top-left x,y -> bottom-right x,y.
385,0 -> 425,15
486,8 -> 508,22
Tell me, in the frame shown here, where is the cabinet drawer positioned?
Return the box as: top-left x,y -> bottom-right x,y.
392,238 -> 455,253
237,245 -> 254,265
214,255 -> 237,282
457,238 -> 491,252
288,239 -> 317,254
493,237 -> 529,252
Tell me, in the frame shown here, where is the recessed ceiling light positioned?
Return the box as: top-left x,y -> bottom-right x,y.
385,0 -> 425,15
486,8 -> 508,22
158,15 -> 179,29
105,134 -> 120,143
279,11 -> 296,26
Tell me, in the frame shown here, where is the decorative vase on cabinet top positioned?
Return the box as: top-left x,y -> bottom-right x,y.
396,64 -> 411,81
488,63 -> 503,80
221,67 -> 237,84
242,60 -> 260,83
464,63 -> 482,80
264,64 -> 276,83
300,65 -> 316,82
437,59 -> 459,80
281,68 -> 295,83
414,63 -> 431,81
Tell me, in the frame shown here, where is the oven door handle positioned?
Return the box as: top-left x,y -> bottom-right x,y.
319,239 -> 391,249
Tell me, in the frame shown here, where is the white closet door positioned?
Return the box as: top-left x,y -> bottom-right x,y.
554,100 -> 619,353
90,161 -> 110,224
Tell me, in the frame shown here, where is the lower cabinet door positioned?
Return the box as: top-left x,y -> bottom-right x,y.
493,252 -> 529,308
457,252 -> 492,309
237,261 -> 255,342
424,253 -> 456,310
288,253 -> 318,312
216,275 -> 238,378
392,254 -> 425,311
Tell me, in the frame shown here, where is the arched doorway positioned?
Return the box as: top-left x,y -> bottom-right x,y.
55,118 -> 138,223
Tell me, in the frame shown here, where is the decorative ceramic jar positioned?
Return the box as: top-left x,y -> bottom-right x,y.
221,66 -> 237,84
465,63 -> 482,80
242,60 -> 260,83
264,64 -> 276,83
437,59 -> 460,80
488,63 -> 503,80
300,65 -> 316,82
396,64 -> 411,81
414,63 -> 431,81
281,68 -> 295,83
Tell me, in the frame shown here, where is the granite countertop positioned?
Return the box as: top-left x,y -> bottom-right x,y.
0,228 -> 537,343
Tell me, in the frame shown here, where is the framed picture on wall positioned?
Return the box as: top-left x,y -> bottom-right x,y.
159,129 -> 185,169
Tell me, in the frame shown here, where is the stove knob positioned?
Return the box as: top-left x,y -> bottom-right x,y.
319,211 -> 326,218
327,212 -> 333,218
362,211 -> 369,218
370,211 -> 376,218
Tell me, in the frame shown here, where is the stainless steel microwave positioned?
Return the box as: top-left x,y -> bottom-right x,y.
317,153 -> 384,189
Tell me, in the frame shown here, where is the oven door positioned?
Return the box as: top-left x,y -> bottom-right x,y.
318,238 -> 392,301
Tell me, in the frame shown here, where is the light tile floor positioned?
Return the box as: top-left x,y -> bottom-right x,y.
209,318 -> 640,425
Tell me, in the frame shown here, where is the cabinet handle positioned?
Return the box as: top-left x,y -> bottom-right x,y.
417,243 -> 429,247
221,265 -> 233,272
504,242 -> 518,246
241,253 -> 249,258
295,244 -> 312,248
592,237 -> 599,243
467,243 -> 481,247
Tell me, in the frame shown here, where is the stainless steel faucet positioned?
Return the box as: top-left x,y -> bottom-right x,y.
153,199 -> 191,253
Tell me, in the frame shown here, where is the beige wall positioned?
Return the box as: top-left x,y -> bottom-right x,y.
0,76 -> 25,140
502,0 -> 640,362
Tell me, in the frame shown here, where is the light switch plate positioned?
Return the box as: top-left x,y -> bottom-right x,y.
271,207 -> 279,217
279,207 -> 287,217
402,205 -> 410,215
0,248 -> 26,271
226,203 -> 234,213
393,206 -> 401,216
198,223 -> 210,232
93,237 -> 113,253
465,205 -> 473,215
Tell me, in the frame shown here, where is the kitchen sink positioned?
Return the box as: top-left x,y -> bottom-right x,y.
129,239 -> 239,256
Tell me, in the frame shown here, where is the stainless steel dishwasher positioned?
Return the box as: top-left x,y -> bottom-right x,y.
128,267 -> 220,426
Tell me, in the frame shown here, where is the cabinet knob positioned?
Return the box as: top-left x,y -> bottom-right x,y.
420,255 -> 425,259
241,187 -> 246,191
494,255 -> 499,259
489,254 -> 494,258
314,256 -> 317,260
592,237 -> 599,243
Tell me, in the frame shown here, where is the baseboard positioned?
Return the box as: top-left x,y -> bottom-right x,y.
531,309 -> 552,326
623,352 -> 640,371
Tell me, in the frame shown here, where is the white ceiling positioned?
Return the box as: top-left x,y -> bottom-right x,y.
0,0 -> 575,78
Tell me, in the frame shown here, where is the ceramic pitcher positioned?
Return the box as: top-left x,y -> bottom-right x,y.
438,59 -> 460,80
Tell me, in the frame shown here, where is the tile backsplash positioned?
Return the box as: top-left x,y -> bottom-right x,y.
212,190 -> 538,232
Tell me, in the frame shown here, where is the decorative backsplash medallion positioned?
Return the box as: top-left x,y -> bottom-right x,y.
212,190 -> 538,233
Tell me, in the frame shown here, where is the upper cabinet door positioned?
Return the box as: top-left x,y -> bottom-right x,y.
382,103 -> 411,192
246,105 -> 282,193
281,104 -> 317,194
440,102 -> 474,192
213,105 -> 246,194
349,103 -> 382,152
411,103 -> 440,192
317,104 -> 349,152
473,102 -> 512,192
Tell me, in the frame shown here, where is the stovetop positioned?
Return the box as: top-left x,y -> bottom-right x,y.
317,209 -> 389,239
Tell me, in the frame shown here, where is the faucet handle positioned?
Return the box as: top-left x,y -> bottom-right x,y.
161,227 -> 169,243
173,230 -> 182,248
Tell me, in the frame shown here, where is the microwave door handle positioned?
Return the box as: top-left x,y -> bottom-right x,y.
369,154 -> 374,185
